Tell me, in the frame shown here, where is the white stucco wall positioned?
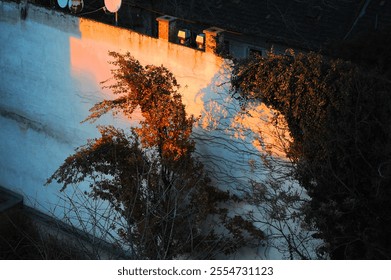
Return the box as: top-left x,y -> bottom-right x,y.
0,0 -> 224,204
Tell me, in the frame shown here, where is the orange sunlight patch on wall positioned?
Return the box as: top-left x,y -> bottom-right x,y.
69,19 -> 140,124
69,36 -> 112,95
231,103 -> 292,159
70,18 -> 225,120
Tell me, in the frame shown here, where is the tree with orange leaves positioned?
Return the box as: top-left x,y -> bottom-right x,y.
47,52 -> 264,259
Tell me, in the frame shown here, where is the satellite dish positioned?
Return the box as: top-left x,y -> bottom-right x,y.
68,0 -> 84,14
57,0 -> 68,8
104,0 -> 122,13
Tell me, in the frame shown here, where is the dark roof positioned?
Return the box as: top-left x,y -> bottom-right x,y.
134,0 -> 391,50
28,0 -> 391,51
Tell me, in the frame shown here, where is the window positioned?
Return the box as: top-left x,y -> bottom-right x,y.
248,47 -> 264,58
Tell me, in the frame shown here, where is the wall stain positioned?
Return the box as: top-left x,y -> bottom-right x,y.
0,107 -> 72,145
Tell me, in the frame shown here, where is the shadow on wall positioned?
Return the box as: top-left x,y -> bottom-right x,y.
194,60 -> 291,193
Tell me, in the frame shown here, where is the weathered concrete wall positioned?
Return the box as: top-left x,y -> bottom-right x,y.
0,1 -> 224,211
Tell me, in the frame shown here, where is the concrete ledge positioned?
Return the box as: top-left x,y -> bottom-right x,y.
23,205 -> 130,259
0,186 -> 128,259
0,185 -> 23,213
